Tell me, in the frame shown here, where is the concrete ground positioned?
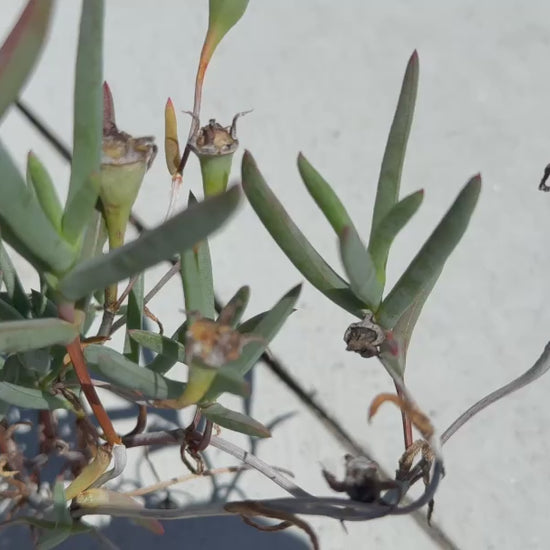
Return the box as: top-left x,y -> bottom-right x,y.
1,1 -> 550,549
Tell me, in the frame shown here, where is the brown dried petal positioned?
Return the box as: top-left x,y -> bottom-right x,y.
368,393 -> 434,440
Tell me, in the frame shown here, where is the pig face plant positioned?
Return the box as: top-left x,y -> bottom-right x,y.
0,2 -> 547,549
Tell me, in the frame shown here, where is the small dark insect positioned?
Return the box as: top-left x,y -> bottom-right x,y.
539,163 -> 550,191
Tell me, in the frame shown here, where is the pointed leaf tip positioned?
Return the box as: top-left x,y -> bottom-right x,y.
370,51 -> 419,233
103,80 -> 115,128
378,175 -> 481,329
242,153 -> 364,316
0,0 -> 54,120
60,186 -> 241,300
65,0 -> 104,244
200,402 -> 270,438
297,152 -> 356,235
26,149 -> 63,232
206,0 -> 250,51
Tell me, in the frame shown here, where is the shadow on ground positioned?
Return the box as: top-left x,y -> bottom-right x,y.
2,515 -> 310,550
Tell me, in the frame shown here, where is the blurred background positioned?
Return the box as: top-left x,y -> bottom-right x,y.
1,1 -> 550,548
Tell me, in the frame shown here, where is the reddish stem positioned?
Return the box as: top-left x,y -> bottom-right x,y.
175,38 -> 211,176
65,338 -> 120,445
58,301 -> 119,445
38,410 -> 57,455
395,383 -> 413,449
193,420 -> 213,452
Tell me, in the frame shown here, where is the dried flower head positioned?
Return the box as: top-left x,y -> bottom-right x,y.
343,311 -> 386,358
188,111 -> 250,158
186,315 -> 261,369
99,82 -> 157,248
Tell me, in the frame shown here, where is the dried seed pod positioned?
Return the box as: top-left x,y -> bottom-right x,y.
188,111 -> 250,196
343,311 -> 385,358
99,82 -> 157,249
185,316 -> 260,368
322,454 -> 397,503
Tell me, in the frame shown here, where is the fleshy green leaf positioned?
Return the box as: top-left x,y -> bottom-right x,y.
27,152 -> 63,232
297,153 -> 356,235
62,174 -> 101,245
370,51 -> 418,233
144,321 -> 187,375
197,367 -> 249,402
0,240 -> 31,316
0,318 -> 78,353
180,243 -> 214,318
0,141 -> 76,274
237,311 -> 266,332
201,284 -> 301,402
0,297 -> 24,320
217,285 -> 250,327
84,344 -> 248,400
124,272 -> 144,362
30,289 -> 58,318
77,209 -> 107,263
368,189 -> 424,279
179,367 -> 217,407
74,210 -> 107,316
84,344 -> 185,400
0,381 -> 70,410
53,482 -> 72,525
200,402 -> 270,438
59,186 -> 241,300
394,273 -> 438,357
129,330 -> 186,363
195,237 -> 215,318
0,353 -> 36,385
242,151 -> 364,316
36,481 -> 73,550
18,348 -> 51,375
205,0 -> 250,58
0,0 -> 54,120
339,226 -> 383,309
379,269 -> 440,375
229,284 -> 301,377
180,193 -> 215,318
63,0 -> 104,244
378,175 -> 481,328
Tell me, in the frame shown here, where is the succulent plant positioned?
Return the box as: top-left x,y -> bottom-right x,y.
0,2 -> 547,549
